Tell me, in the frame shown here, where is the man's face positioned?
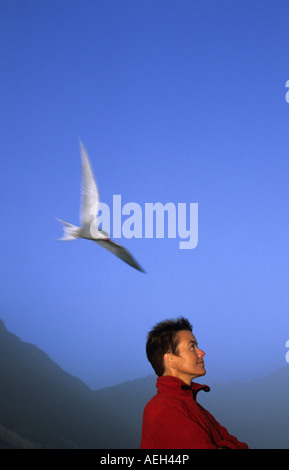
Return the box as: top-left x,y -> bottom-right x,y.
166,330 -> 206,384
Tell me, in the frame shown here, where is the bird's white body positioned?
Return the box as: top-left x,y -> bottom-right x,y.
57,142 -> 145,272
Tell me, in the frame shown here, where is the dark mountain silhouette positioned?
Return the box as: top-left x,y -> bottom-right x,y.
0,319 -> 140,449
0,319 -> 288,449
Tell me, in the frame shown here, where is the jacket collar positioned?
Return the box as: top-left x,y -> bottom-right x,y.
156,375 -> 210,401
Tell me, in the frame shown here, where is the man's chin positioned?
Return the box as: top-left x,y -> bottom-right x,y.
199,367 -> 206,376
193,368 -> 206,379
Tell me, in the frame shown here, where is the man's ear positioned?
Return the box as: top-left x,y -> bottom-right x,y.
163,352 -> 176,371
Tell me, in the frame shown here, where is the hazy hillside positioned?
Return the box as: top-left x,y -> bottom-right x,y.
200,367 -> 289,449
0,319 -> 137,448
0,319 -> 288,449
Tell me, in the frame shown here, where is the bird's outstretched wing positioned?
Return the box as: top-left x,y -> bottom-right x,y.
94,238 -> 145,273
79,141 -> 100,227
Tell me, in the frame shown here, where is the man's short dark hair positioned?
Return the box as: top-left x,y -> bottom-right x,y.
146,317 -> 193,376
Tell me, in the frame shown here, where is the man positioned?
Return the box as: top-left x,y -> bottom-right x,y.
140,317 -> 248,449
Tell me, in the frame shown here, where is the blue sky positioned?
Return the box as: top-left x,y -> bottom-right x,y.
1,0 -> 289,389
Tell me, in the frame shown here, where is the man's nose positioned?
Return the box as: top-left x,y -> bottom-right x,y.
198,348 -> 205,358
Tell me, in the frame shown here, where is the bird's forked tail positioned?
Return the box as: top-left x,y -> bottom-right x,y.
56,219 -> 80,241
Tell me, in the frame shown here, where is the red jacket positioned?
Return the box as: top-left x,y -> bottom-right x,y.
140,376 -> 248,449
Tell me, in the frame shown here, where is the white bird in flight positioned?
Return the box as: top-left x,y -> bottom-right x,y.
57,142 -> 145,273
